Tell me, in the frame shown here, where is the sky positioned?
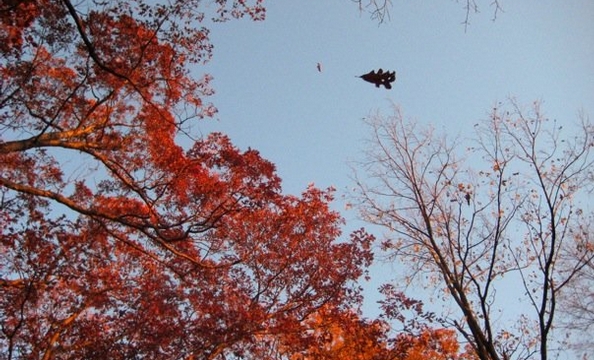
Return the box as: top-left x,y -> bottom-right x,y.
198,0 -> 594,200
193,0 -> 594,351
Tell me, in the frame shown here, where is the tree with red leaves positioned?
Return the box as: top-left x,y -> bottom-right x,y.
276,294 -> 474,360
0,1 -> 375,358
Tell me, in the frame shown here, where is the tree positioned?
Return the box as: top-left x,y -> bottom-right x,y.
351,0 -> 503,27
557,233 -> 594,355
351,101 -> 594,360
277,299 -> 471,360
0,1 -> 375,358
281,306 -> 392,360
378,286 -> 477,360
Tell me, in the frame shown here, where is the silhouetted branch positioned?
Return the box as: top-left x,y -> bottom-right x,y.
352,0 -> 391,24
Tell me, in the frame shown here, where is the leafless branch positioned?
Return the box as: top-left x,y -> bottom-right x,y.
352,100 -> 593,359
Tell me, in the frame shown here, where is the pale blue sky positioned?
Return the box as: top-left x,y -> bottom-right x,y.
199,0 -> 594,196
195,0 -> 594,346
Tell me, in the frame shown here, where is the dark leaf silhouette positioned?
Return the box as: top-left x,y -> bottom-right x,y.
359,68 -> 396,89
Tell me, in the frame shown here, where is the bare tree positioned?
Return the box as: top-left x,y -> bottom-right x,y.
557,219 -> 594,356
351,101 -> 594,360
459,0 -> 503,29
352,0 -> 392,24
351,0 -> 503,27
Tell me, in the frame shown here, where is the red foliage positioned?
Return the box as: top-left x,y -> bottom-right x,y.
0,1 -> 374,358
392,329 -> 466,360
275,305 -> 470,360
